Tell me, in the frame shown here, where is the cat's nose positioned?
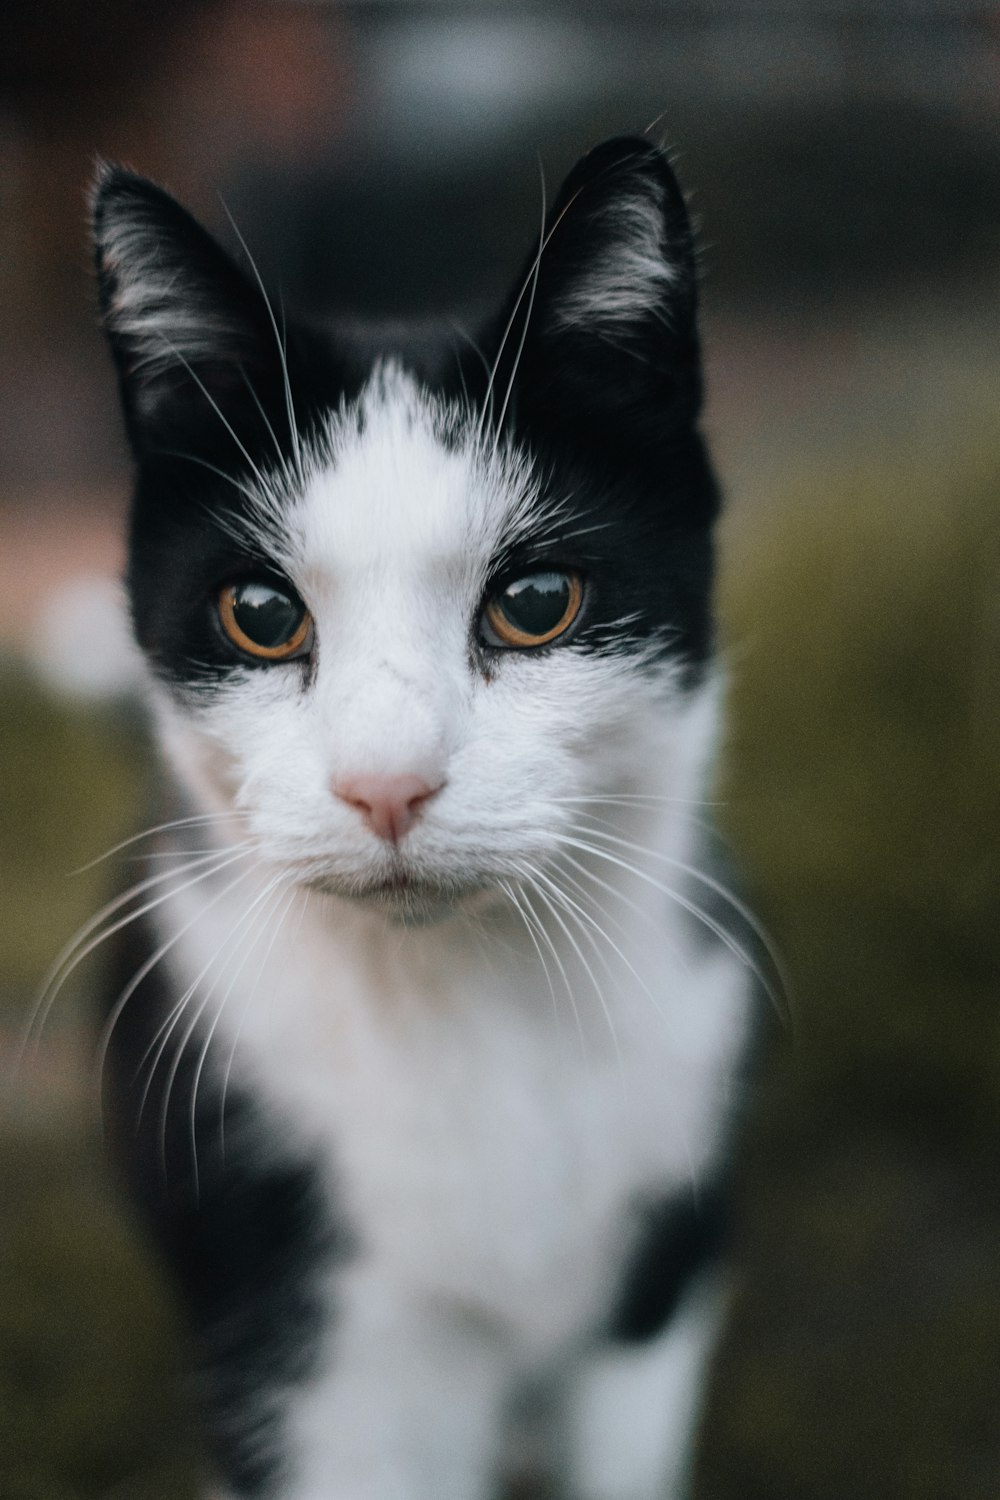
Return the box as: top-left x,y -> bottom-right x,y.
333,773 -> 442,844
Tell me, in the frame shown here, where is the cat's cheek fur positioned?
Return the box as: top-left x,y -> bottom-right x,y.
153,648 -> 703,909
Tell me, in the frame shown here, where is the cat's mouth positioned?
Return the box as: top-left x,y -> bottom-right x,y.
368,872 -> 414,896
353,870 -> 467,925
298,861 -> 472,924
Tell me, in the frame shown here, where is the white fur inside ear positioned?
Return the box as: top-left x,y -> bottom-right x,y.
550,190 -> 677,334
99,208 -> 244,383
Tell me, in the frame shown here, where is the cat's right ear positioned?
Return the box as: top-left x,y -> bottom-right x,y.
91,163 -> 290,461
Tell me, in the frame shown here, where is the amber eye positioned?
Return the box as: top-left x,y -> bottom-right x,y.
217,580 -> 313,661
482,570 -> 583,649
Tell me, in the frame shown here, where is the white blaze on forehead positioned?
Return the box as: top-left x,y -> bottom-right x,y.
259,366 -> 540,592
215,366 -> 545,787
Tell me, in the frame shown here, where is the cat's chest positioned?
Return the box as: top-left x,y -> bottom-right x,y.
169,881 -> 745,1343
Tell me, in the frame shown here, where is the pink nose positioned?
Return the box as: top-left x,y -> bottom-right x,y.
333,773 -> 441,844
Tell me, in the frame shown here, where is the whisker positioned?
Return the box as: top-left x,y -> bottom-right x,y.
518,860 -> 624,1072
491,158 -> 546,459
71,811 -> 251,874
163,873 -> 292,1193
155,333 -> 272,495
131,863 -> 268,1122
218,882 -> 302,1161
554,853 -> 691,1021
553,831 -> 789,1025
549,793 -> 723,810
448,318 -> 492,418
219,199 -> 304,485
515,878 -> 588,1061
527,858 -> 701,1185
92,854 -> 260,1111
564,814 -> 790,1005
152,448 -> 260,506
237,365 -> 296,492
521,864 -> 620,1074
17,844 -> 253,1077
478,180 -> 585,448
498,877 -> 560,1027
558,848 -> 660,939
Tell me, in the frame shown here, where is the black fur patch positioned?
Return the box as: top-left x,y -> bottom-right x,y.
608,1183 -> 727,1344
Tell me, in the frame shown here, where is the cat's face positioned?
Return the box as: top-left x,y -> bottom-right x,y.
93,139 -> 720,921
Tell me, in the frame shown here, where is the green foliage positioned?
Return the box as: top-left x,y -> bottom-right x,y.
0,672 -> 145,1019
0,1125 -> 199,1500
698,444 -> 1000,1498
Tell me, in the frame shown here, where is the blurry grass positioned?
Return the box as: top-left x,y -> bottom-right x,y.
1,434 -> 999,1496
0,1123 -> 199,1500
700,442 -> 1000,1499
0,681 -> 201,1498
0,676 -> 144,1025
720,444 -> 1000,1120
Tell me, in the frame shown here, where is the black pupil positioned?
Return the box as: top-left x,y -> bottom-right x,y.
232,582 -> 302,648
500,572 -> 571,637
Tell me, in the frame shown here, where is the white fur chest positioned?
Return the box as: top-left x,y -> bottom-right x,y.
164,864 -> 748,1363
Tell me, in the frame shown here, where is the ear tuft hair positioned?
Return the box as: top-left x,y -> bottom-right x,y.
91,165 -> 277,455
544,141 -> 689,338
491,137 -> 704,449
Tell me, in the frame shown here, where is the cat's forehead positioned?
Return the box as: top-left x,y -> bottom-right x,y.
277,366 -> 536,578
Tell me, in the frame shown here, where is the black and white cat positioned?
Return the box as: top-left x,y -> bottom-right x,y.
91,138 -> 758,1500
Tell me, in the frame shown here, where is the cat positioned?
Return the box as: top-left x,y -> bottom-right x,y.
89,136 -> 760,1500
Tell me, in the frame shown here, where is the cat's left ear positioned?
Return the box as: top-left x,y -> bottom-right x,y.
493,138 -> 703,448
91,163 -> 291,461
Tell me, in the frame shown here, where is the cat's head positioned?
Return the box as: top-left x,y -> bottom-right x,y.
93,138 -> 720,922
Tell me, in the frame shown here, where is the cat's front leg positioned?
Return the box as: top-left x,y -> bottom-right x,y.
257,1266 -> 510,1500
563,1273 -> 725,1500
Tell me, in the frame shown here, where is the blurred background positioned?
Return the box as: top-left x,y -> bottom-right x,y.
1,3 -> 999,1497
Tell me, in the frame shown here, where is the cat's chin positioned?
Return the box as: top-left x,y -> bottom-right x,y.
304,870 -> 477,927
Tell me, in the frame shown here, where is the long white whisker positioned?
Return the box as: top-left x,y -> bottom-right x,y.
132,863 -> 266,1122
72,812 -> 250,874
162,872 -> 291,1192
220,200 -> 304,484
521,864 -> 620,1074
491,158 -> 546,458
448,319 -> 492,418
152,448 -> 261,506
498,877 -> 560,1027
478,181 -> 584,446
237,365 -> 296,489
549,793 -> 722,810
554,853 -> 688,1018
519,861 -> 624,1072
555,853 -> 647,944
553,832 -> 787,1023
218,883 -> 302,1160
531,860 -> 697,1174
18,844 -> 253,1076
515,878 -> 588,1060
92,856 -> 259,1110
565,815 -> 791,1009
156,334 -> 271,495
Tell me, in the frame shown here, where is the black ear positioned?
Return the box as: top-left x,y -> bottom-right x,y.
91,163 -> 291,462
493,138 -> 702,450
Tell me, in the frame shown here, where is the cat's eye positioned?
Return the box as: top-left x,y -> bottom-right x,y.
482,570 -> 583,649
217,580 -> 313,661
